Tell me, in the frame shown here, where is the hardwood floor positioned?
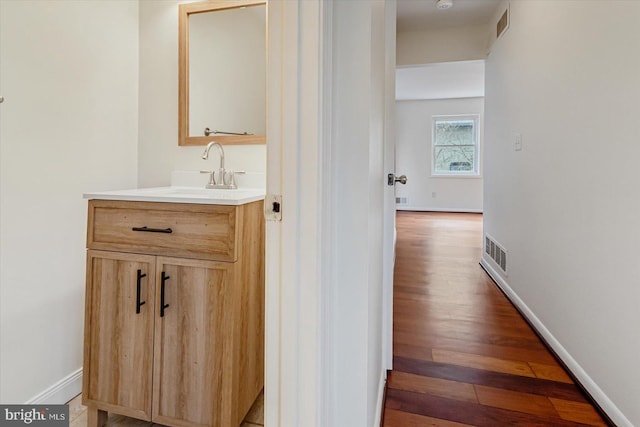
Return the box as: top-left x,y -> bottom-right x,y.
383,212 -> 610,427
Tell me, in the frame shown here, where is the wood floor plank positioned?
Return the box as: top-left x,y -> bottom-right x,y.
395,334 -> 557,365
432,349 -> 537,378
383,408 -> 476,427
395,327 -> 549,352
395,317 -> 537,339
474,385 -> 559,418
387,371 -> 478,403
549,398 -> 609,426
384,212 -> 611,427
393,342 -> 434,361
393,356 -> 587,402
529,361 -> 574,384
386,388 -> 588,427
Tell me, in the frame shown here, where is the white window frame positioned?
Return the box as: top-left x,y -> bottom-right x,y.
431,114 -> 480,177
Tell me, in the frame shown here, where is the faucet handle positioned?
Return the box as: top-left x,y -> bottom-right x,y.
228,171 -> 246,189
200,170 -> 216,187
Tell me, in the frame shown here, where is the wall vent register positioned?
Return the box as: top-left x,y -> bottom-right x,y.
497,4 -> 510,39
485,234 -> 507,273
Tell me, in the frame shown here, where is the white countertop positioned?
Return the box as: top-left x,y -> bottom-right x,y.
84,186 -> 266,206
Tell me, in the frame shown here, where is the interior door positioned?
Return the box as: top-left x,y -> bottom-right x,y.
382,0 -> 398,371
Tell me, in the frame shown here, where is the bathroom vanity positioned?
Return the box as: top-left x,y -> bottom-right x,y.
81,188 -> 264,427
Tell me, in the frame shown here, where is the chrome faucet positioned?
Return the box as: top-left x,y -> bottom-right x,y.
201,141 -> 240,189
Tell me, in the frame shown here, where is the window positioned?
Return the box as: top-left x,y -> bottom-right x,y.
432,115 -> 480,176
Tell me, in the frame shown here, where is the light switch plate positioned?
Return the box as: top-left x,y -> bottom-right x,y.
515,134 -> 523,151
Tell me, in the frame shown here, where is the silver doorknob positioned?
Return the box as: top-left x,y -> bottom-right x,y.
387,173 -> 407,186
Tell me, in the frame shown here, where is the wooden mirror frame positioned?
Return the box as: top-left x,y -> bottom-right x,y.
178,0 -> 267,146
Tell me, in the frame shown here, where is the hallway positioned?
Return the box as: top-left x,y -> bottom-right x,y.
383,212 -> 609,426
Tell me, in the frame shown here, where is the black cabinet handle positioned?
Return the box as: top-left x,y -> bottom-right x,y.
136,269 -> 147,314
160,272 -> 170,317
132,226 -> 173,234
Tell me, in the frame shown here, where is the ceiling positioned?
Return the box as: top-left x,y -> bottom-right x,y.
396,0 -> 501,32
395,0 -> 498,100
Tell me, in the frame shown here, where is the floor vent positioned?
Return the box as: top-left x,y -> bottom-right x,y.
497,4 -> 510,39
485,234 -> 507,273
396,197 -> 408,205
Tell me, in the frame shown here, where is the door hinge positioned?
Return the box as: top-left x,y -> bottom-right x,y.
264,194 -> 282,221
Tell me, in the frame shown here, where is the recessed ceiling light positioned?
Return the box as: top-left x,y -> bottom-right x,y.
436,0 -> 453,10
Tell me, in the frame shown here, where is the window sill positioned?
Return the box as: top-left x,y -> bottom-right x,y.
430,174 -> 482,179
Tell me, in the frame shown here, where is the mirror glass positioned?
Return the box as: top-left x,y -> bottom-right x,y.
179,1 -> 266,146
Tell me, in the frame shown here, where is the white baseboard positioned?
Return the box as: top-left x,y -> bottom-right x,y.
25,368 -> 82,405
373,370 -> 386,427
396,206 -> 483,213
480,259 -> 632,427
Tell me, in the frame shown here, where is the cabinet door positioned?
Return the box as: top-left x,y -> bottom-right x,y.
152,257 -> 236,427
83,250 -> 156,420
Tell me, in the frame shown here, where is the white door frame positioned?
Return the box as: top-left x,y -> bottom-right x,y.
265,1 -> 395,425
265,1 -> 332,425
382,0 -> 397,373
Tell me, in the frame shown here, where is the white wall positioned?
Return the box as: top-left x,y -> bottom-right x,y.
396,61 -> 485,101
397,24 -> 488,66
0,0 -> 139,403
483,1 -> 640,426
138,0 -> 266,188
396,98 -> 483,212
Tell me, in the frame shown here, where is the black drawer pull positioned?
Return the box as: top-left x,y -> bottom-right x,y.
132,226 -> 173,234
136,269 -> 147,314
160,272 -> 170,317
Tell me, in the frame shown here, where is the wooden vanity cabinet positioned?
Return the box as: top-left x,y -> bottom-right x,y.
82,200 -> 264,427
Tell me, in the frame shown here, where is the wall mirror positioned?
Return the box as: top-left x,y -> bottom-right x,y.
178,0 -> 266,146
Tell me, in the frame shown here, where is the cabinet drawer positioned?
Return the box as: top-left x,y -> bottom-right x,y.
87,200 -> 238,261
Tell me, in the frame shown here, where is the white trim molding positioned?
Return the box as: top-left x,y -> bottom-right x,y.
25,368 -> 82,405
264,1 -> 283,423
319,0 -> 334,423
396,206 -> 483,213
373,372 -> 387,427
480,258 -> 633,427
265,1 -> 331,425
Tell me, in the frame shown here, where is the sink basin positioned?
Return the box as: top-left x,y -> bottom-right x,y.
84,186 -> 265,205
